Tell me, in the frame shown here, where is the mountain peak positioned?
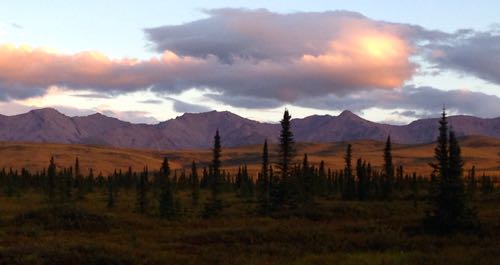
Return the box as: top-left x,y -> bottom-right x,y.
29,107 -> 63,115
83,112 -> 126,124
27,108 -> 67,120
176,110 -> 244,121
87,112 -> 106,118
338,110 -> 359,119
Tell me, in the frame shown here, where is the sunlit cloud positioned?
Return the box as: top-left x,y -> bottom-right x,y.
0,8 -> 498,123
0,9 -> 422,104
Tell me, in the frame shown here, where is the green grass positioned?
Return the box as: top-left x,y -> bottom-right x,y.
0,191 -> 499,265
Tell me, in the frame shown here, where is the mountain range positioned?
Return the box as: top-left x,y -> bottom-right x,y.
0,108 -> 499,150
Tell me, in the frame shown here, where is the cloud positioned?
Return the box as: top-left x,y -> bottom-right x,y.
297,85 -> 500,118
138,99 -> 163,104
100,109 -> 159,124
72,92 -> 112,99
0,101 -> 33,115
0,45 -> 205,100
11,23 -> 22,29
425,30 -> 500,86
206,93 -> 283,109
144,9 -> 418,100
0,8 -> 498,118
0,103 -> 95,118
166,97 -> 212,113
0,9 -> 422,103
146,9 -> 432,62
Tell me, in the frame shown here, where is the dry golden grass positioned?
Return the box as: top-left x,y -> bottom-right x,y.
0,135 -> 499,176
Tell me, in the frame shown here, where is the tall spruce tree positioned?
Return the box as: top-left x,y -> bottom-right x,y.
301,154 -> 314,203
318,160 -> 326,196
190,161 -> 200,205
382,135 -> 394,199
75,157 -> 80,179
158,157 -> 176,219
425,109 -> 479,233
136,167 -> 149,214
357,159 -> 369,201
202,130 -> 223,218
211,130 -> 221,200
277,110 -> 295,180
46,156 -> 57,204
239,165 -> 253,200
275,110 -> 297,208
257,140 -> 271,215
342,144 -> 355,200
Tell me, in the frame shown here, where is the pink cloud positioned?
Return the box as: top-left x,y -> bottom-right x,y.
0,10 -> 419,102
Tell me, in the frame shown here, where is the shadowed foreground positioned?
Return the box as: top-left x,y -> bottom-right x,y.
0,190 -> 499,265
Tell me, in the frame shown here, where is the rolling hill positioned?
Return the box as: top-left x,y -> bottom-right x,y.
0,136 -> 498,176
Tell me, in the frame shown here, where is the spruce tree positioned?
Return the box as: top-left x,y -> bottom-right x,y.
136,167 -> 149,214
257,140 -> 271,215
158,157 -> 176,219
466,166 -> 477,198
357,159 -> 369,201
396,165 -> 404,192
75,159 -> 85,201
60,169 -> 73,204
275,110 -> 298,208
46,157 -> 57,204
202,130 -> 223,218
411,172 -> 419,208
211,130 -> 221,200
239,165 -> 253,200
317,160 -> 326,196
277,110 -> 295,178
5,169 -> 15,198
425,109 -> 479,233
190,161 -> 200,205
382,136 -> 394,199
301,154 -> 314,203
86,168 -> 95,193
480,173 -> 494,195
75,157 -> 80,179
235,166 -> 242,194
342,144 -> 355,200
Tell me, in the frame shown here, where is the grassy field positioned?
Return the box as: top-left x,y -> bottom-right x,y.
1,135 -> 499,176
0,136 -> 498,264
0,190 -> 499,265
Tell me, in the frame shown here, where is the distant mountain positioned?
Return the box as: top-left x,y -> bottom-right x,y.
0,108 -> 499,149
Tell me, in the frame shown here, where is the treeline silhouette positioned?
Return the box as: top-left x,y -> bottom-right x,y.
0,109 -> 496,233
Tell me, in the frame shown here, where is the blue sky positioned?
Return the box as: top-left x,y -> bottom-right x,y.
0,1 -> 499,123
3,1 -> 499,57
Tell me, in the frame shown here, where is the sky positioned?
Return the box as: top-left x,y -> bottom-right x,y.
0,0 -> 499,124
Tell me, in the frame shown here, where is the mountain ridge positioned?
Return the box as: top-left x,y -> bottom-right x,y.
0,108 -> 499,149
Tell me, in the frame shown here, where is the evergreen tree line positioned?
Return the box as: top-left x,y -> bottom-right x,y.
0,109 -> 496,230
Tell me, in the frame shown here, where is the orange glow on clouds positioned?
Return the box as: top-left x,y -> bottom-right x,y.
359,34 -> 408,58
301,30 -> 413,89
0,44 -> 203,91
0,28 -> 414,101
